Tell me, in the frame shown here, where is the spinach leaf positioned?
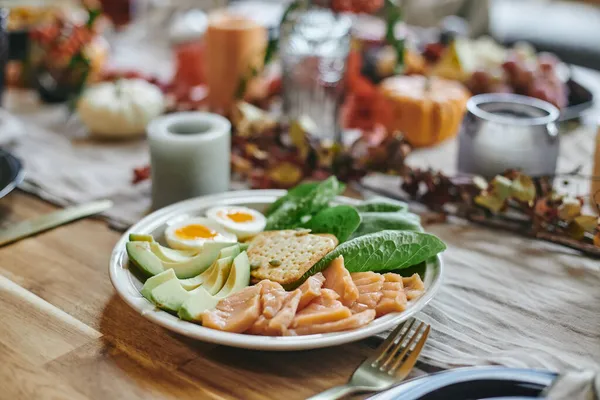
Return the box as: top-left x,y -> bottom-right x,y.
355,197 -> 408,213
298,230 -> 446,283
306,205 -> 361,243
351,211 -> 423,238
265,176 -> 345,231
265,182 -> 318,216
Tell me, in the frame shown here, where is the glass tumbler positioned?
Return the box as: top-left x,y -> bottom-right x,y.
279,8 -> 352,143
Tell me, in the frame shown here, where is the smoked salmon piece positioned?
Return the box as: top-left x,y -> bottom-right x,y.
287,309 -> 376,336
202,285 -> 261,333
322,256 -> 359,308
375,273 -> 407,317
291,289 -> 352,328
350,272 -> 385,313
403,274 -> 425,300
247,281 -> 288,335
267,289 -> 302,335
297,272 -> 326,311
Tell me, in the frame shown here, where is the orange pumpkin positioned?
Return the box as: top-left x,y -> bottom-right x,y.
376,75 -> 470,148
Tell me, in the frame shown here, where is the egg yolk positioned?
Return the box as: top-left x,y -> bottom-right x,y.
219,210 -> 254,223
175,224 -> 218,240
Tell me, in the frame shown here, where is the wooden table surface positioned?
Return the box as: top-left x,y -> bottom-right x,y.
1,190 -> 417,400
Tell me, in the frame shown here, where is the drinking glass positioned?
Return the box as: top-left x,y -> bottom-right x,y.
279,8 -> 352,143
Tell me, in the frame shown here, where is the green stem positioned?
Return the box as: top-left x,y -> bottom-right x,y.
384,0 -> 405,74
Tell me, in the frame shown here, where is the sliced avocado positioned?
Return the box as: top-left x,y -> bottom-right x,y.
128,240 -> 233,279
239,243 -> 250,251
129,233 -> 155,242
218,244 -> 241,260
127,241 -> 165,278
178,247 -> 237,291
141,268 -> 177,301
216,251 -> 250,298
178,286 -> 219,321
179,270 -> 207,291
203,256 -> 234,295
150,242 -> 197,263
150,279 -> 190,313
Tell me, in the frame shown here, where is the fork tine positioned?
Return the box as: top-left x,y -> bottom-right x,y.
389,324 -> 430,375
371,318 -> 416,366
380,321 -> 425,370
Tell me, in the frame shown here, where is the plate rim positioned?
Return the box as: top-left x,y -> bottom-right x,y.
109,190 -> 444,351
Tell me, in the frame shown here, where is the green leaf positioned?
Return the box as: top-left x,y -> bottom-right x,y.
296,230 -> 446,285
306,205 -> 361,243
355,197 -> 408,213
351,211 -> 423,238
265,177 -> 345,231
265,182 -> 319,216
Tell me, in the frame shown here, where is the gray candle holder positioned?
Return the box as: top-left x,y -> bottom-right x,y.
458,94 -> 560,178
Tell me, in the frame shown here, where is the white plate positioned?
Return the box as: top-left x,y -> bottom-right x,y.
109,190 -> 443,351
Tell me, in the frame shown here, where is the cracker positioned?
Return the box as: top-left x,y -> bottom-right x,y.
248,230 -> 338,285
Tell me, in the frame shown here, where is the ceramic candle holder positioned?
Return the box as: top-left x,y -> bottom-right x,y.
148,112 -> 231,210
458,94 -> 560,178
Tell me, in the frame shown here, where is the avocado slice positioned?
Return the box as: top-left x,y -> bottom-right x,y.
129,233 -> 155,242
126,240 -> 233,279
203,256 -> 234,295
149,242 -> 197,263
178,286 -> 219,321
239,243 -> 250,251
178,243 -> 241,290
127,241 -> 165,278
216,251 -> 250,298
150,279 -> 190,313
141,268 -> 177,301
218,244 -> 241,260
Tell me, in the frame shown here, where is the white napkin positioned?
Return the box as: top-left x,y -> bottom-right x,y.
0,113 -> 24,146
544,370 -> 600,400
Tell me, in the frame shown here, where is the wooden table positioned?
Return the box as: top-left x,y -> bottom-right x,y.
1,190 -> 408,400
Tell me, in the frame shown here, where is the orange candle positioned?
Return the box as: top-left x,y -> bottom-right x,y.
204,11 -> 267,114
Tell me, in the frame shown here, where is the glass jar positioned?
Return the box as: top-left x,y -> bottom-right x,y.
279,8 -> 352,143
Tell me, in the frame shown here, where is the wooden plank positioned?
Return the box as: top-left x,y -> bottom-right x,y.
45,341 -> 226,400
0,275 -> 101,366
0,343 -> 90,400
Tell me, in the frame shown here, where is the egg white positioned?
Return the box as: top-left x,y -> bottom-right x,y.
206,206 -> 266,240
164,217 -> 237,251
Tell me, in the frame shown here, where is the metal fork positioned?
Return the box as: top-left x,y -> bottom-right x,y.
307,318 -> 430,400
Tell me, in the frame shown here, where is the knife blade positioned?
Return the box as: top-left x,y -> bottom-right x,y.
0,200 -> 113,247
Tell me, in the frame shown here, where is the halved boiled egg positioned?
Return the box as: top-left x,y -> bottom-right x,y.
165,217 -> 237,251
206,206 -> 266,240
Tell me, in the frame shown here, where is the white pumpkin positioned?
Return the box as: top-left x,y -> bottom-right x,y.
78,79 -> 165,138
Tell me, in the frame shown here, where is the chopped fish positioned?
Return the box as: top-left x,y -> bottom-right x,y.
322,256 -> 359,307
297,272 -> 326,311
402,274 -> 425,300
287,310 -> 376,336
375,273 -> 407,317
247,281 -> 288,335
350,272 -> 385,313
267,289 -> 302,335
291,289 -> 352,328
202,285 -> 261,333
